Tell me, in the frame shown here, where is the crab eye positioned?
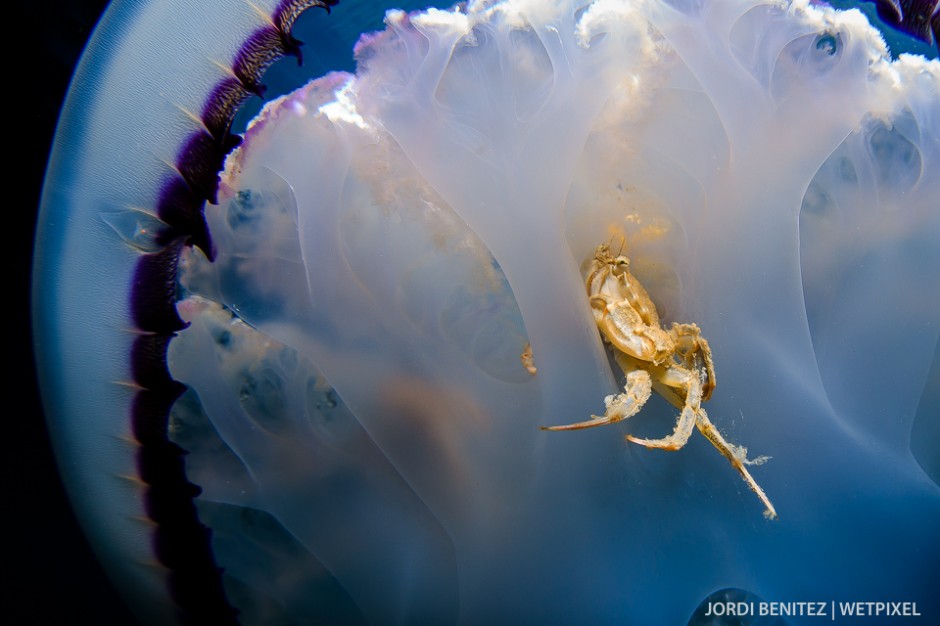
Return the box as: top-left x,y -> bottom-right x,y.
610,258 -> 630,274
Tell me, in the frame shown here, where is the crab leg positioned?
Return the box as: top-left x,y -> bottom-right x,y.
541,370 -> 652,431
694,409 -> 777,520
670,323 -> 716,400
626,364 -> 702,451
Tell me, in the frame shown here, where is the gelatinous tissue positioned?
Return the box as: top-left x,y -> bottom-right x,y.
167,1 -> 939,622
38,0 -> 940,624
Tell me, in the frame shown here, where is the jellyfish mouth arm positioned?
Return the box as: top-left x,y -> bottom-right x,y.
354,3 -> 671,403
646,0 -> 878,187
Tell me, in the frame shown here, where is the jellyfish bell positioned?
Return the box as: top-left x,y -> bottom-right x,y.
34,0 -> 939,625
863,0 -> 940,50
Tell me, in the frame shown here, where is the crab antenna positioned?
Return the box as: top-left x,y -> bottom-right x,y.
616,234 -> 626,257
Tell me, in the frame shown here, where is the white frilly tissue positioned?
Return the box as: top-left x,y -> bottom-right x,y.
168,1 -> 939,623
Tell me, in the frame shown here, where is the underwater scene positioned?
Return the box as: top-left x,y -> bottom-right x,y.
30,0 -> 938,624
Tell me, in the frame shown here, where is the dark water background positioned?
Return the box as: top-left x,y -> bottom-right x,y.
15,1 -> 936,624
18,4 -> 126,623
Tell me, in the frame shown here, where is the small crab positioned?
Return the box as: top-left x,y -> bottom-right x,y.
542,244 -> 777,519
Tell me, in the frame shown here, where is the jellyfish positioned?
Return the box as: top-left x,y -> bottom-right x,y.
860,0 -> 940,49
33,0 -> 939,625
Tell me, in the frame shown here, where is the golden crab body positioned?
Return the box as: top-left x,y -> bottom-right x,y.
544,244 -> 776,519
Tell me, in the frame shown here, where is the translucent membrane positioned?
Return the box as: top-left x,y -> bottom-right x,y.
41,0 -> 937,623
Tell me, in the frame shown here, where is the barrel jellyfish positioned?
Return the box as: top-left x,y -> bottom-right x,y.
33,0 -> 939,624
